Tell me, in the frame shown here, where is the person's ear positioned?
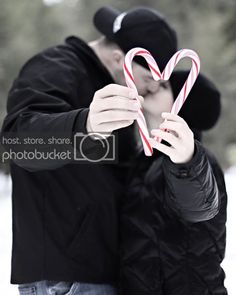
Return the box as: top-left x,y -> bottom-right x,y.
112,49 -> 125,68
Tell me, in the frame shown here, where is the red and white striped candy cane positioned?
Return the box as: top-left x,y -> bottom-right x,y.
123,47 -> 200,156
124,48 -> 161,156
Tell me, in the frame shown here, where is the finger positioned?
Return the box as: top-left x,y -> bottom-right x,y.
94,96 -> 141,112
130,95 -> 144,108
161,112 -> 186,124
167,129 -> 179,138
151,129 -> 179,148
158,121 -> 184,138
95,110 -> 139,124
138,95 -> 144,106
97,84 -> 137,99
149,138 -> 174,158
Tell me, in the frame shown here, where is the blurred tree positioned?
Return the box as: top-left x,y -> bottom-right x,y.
0,0 -> 67,171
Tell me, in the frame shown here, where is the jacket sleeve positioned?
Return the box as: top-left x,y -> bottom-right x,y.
0,45 -> 104,171
162,140 -> 219,222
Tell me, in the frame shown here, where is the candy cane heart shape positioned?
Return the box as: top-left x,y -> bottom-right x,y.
123,47 -> 201,156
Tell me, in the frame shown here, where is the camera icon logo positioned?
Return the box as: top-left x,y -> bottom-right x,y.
73,132 -> 116,163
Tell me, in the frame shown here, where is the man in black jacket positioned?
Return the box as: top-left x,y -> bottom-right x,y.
0,6 -> 219,295
0,6 -> 178,295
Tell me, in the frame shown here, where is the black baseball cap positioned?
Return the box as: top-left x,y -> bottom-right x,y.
170,71 -> 221,130
93,6 -> 177,71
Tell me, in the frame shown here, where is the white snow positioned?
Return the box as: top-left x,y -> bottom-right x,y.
222,166 -> 236,294
0,168 -> 235,294
0,173 -> 17,294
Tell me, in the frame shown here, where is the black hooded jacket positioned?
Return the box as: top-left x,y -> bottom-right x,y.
119,140 -> 227,295
0,36 -> 136,285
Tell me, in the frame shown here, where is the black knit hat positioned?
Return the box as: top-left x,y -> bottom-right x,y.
169,71 -> 221,131
93,6 -> 177,71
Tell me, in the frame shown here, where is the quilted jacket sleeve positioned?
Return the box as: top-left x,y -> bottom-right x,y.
162,140 -> 219,222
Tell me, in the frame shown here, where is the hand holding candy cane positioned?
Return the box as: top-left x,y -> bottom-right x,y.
149,112 -> 195,164
86,84 -> 143,138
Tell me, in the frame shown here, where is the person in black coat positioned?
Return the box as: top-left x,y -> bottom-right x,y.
0,5 -> 186,295
119,71 -> 227,295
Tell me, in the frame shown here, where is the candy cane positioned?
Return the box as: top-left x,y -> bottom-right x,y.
123,47 -> 200,156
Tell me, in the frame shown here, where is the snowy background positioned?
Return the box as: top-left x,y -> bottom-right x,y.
0,169 -> 235,294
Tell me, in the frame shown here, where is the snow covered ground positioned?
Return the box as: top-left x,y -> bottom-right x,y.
222,166 -> 236,294
0,173 -> 16,294
0,168 -> 235,294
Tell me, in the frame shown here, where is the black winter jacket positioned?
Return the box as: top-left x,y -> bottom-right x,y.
0,36 -> 136,285
120,141 -> 227,295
